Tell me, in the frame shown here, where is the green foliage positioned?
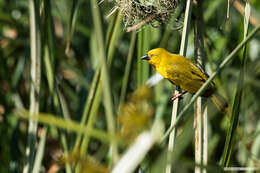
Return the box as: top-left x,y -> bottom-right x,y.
1,0 -> 260,172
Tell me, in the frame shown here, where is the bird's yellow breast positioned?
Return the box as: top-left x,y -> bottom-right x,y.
147,49 -> 215,97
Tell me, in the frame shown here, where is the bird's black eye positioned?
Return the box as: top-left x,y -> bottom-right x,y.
151,54 -> 155,57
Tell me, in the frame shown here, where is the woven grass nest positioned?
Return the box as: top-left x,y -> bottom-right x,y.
116,0 -> 179,31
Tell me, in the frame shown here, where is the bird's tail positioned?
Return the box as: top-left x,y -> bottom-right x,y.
210,92 -> 228,112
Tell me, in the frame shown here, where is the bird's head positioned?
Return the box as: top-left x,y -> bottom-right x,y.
141,48 -> 167,66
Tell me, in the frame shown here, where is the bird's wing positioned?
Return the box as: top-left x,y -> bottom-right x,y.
194,62 -> 209,77
163,63 -> 203,93
164,63 -> 192,85
188,62 -> 208,82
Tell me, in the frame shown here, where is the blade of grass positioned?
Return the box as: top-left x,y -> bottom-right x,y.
160,24 -> 260,143
27,1 -> 55,170
43,2 -> 73,171
32,127 -> 47,173
221,2 -> 251,167
56,88 -> 73,173
74,67 -> 102,173
61,134 -> 72,173
23,0 -> 41,172
107,12 -> 122,65
166,1 -> 193,173
56,88 -> 71,120
43,0 -> 55,94
65,0 -> 79,54
142,26 -> 150,83
105,11 -> 117,48
16,110 -> 124,145
79,84 -> 103,154
137,25 -> 150,86
137,30 -> 143,86
44,45 -> 54,92
11,55 -> 25,88
77,11 -> 122,163
90,0 -> 118,165
119,32 -> 136,106
73,67 -> 100,149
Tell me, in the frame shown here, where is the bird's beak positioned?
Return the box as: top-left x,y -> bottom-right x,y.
141,54 -> 150,60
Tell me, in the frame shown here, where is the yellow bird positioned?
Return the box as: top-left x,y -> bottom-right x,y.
141,48 -> 227,112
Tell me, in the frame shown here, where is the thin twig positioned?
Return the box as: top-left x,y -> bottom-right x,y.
127,14 -> 156,32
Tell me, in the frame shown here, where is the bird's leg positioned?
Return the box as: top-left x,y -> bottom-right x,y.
171,91 -> 187,101
172,86 -> 187,101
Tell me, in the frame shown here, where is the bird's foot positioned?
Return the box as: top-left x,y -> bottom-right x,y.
171,93 -> 184,101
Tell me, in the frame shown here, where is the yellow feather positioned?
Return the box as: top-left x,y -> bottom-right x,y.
144,48 -> 227,112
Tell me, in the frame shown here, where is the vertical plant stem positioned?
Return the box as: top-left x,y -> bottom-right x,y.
65,0 -> 79,54
61,134 -> 72,173
221,2 -> 250,167
194,98 -> 202,173
166,0 -> 192,172
23,0 -> 41,172
90,0 -> 118,165
137,26 -> 150,87
43,0 -> 72,171
194,0 -> 207,172
43,0 -> 55,94
44,45 -> 54,92
56,88 -> 73,173
76,12 -> 122,172
179,0 -> 193,54
142,26 -> 150,83
32,127 -> 47,173
73,67 -> 100,150
119,32 -> 136,106
79,83 -> 102,156
203,107 -> 207,173
165,101 -> 177,173
227,0 -> 230,19
137,30 -> 143,87
107,12 -> 122,65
